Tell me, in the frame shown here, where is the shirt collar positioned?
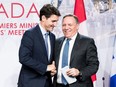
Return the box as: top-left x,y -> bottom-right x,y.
39,23 -> 47,36
71,33 -> 78,41
65,33 -> 78,41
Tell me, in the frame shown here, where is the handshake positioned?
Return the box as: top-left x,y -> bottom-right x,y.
47,61 -> 56,76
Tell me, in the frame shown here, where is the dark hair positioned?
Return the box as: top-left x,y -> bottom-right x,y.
63,14 -> 79,24
40,4 -> 61,21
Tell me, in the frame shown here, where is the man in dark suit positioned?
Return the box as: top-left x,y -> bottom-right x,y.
53,14 -> 99,87
18,4 -> 61,87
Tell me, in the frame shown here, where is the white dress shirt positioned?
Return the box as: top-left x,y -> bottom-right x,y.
39,23 -> 51,60
57,33 -> 78,83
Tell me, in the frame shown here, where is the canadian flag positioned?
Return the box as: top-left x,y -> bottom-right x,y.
74,0 -> 97,87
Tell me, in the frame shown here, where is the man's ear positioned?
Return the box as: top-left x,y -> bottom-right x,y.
42,15 -> 46,21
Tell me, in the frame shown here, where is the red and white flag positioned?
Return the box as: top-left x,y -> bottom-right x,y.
91,74 -> 97,87
74,0 -> 88,36
74,0 -> 97,86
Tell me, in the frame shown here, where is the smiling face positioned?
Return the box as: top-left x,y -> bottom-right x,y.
41,15 -> 59,32
62,16 -> 79,38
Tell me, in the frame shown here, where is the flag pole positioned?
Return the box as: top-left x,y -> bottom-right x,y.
102,77 -> 105,87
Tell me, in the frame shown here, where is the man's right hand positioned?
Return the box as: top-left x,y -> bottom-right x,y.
47,61 -> 56,72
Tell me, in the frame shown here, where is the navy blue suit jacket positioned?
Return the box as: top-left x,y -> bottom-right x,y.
18,24 -> 55,87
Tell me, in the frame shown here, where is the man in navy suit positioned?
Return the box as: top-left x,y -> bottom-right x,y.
53,14 -> 99,87
18,4 -> 61,87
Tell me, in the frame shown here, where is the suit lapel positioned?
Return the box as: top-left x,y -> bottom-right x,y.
49,33 -> 55,61
70,34 -> 81,63
35,24 -> 48,58
56,37 -> 65,69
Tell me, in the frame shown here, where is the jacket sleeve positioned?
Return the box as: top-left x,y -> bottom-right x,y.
77,39 -> 99,81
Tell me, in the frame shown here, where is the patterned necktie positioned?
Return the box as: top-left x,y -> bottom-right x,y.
62,39 -> 70,85
44,33 -> 49,58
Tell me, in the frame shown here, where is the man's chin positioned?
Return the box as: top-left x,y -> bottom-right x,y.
65,35 -> 70,38
48,29 -> 53,32
47,28 -> 53,31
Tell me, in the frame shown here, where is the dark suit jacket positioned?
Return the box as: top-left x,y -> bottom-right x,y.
53,33 -> 99,87
18,24 -> 55,87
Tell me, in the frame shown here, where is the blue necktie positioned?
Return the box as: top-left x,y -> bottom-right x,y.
44,33 -> 49,58
62,39 -> 70,85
